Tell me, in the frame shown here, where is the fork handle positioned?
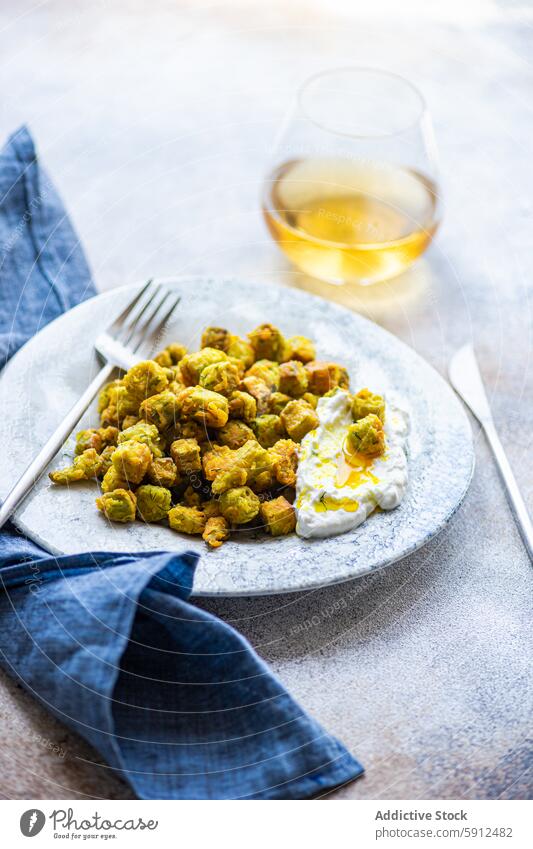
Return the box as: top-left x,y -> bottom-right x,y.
484,422 -> 533,562
0,363 -> 115,532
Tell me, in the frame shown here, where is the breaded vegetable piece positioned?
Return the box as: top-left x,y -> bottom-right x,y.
121,415 -> 139,431
248,323 -> 285,362
269,439 -> 299,487
96,488 -> 137,523
203,516 -> 230,548
211,440 -> 274,495
201,326 -> 231,352
246,360 -> 280,391
279,360 -> 308,397
352,388 -> 385,424
98,444 -> 116,477
302,392 -> 318,409
139,390 -> 180,431
202,499 -> 222,519
346,414 -> 385,457
202,444 -> 234,481
240,375 -> 271,414
112,441 -> 152,484
49,448 -> 102,484
98,379 -> 121,413
154,343 -> 187,367
305,361 -> 349,395
170,438 -> 202,474
199,360 -> 240,396
217,420 -> 256,449
260,496 -> 296,536
179,347 -> 227,385
100,465 -> 129,493
118,422 -> 163,458
75,428 -> 102,455
136,484 -> 171,522
269,392 -> 292,415
183,485 -> 202,507
123,360 -> 168,400
147,457 -> 178,488
228,390 -> 256,421
252,414 -> 285,448
177,386 -> 229,428
219,486 -> 260,524
168,504 -> 206,535
280,400 -> 319,442
100,383 -> 139,427
226,334 -> 255,368
282,335 -> 315,364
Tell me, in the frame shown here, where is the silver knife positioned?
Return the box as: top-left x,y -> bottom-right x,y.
449,344 -> 533,562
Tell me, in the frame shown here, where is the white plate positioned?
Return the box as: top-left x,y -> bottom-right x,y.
0,277 -> 473,596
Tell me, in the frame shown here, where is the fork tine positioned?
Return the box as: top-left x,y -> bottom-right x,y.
125,289 -> 172,350
135,294 -> 181,355
107,278 -> 154,333
117,284 -> 165,346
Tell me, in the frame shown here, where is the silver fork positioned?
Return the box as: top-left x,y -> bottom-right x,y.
0,280 -> 180,530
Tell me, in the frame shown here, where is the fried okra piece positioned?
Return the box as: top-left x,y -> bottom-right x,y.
183,484 -> 202,507
98,379 -> 121,413
269,392 -> 292,415
202,444 -> 235,481
260,496 -> 296,536
168,505 -> 206,535
217,420 -> 256,449
280,400 -> 319,442
176,386 -> 229,428
75,428 -> 102,455
199,360 -> 240,396
279,360 -> 308,397
219,486 -> 260,524
100,465 -> 129,493
226,334 -> 255,368
121,415 -> 139,431
49,449 -> 102,484
346,414 -> 385,457
302,392 -> 318,409
147,457 -> 178,488
98,444 -> 116,477
305,361 -> 349,395
179,347 -> 227,385
170,438 -> 202,474
123,360 -> 168,401
100,383 -> 139,427
201,326 -> 231,352
352,388 -> 385,424
136,484 -> 172,522
139,390 -> 180,431
228,390 -> 257,421
202,498 -> 222,518
118,421 -> 163,458
112,441 -> 152,484
252,414 -> 285,448
269,439 -> 299,487
245,360 -> 280,391
154,343 -> 187,368
203,516 -> 230,548
96,488 -> 137,523
211,440 -> 275,495
248,323 -> 285,362
282,335 -> 315,364
240,376 -> 271,414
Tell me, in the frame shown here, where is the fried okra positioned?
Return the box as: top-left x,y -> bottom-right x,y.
305,361 -> 349,395
252,414 -> 285,448
219,486 -> 260,524
202,516 -> 230,548
217,420 -> 256,449
226,334 -> 255,368
210,439 -> 274,495
123,360 -> 168,401
75,428 -> 102,455
139,390 -> 180,431
96,488 -> 137,523
245,360 -> 280,391
228,390 -> 257,421
49,448 -> 102,484
118,422 -> 163,458
240,376 -> 271,414
168,504 -> 206,535
183,484 -> 202,507
100,465 -> 129,493
269,439 -> 299,487
352,388 -> 385,424
201,326 -> 231,352
346,414 -> 385,457
282,335 -> 315,364
280,400 -> 319,442
146,457 -> 178,488
176,386 -> 229,428
302,392 -> 318,409
111,441 -> 152,484
202,444 -> 234,481
279,360 -> 308,397
98,444 -> 116,477
136,485 -> 171,522
268,392 -> 291,415
179,347 -> 227,385
154,343 -> 187,367
99,383 -> 139,427
170,438 -> 202,474
260,496 -> 296,536
248,323 -> 285,362
199,360 -> 240,396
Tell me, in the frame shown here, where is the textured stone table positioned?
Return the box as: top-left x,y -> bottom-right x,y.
0,0 -> 531,799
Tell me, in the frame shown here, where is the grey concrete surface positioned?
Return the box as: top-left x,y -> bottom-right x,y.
0,0 -> 531,799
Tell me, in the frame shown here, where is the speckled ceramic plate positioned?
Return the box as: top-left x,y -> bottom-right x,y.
0,277 -> 473,596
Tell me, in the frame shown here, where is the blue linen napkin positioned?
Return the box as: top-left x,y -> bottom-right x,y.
0,127 -> 363,799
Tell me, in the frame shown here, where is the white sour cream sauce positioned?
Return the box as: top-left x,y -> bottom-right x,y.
295,389 -> 409,539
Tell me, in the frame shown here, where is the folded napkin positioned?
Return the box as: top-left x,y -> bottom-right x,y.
0,127 -> 363,799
